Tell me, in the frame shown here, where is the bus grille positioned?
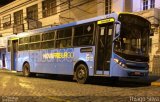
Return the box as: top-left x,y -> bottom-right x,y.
126,65 -> 147,70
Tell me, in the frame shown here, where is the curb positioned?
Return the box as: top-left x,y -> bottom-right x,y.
151,81 -> 160,86
11,71 -> 17,73
0,69 -> 17,73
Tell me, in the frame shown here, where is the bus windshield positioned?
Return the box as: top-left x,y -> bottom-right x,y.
114,14 -> 150,61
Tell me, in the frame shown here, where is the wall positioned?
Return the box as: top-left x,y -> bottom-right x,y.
132,0 -> 141,12
133,0 -> 160,12
124,0 -> 132,12
59,0 -> 97,24
112,0 -> 125,13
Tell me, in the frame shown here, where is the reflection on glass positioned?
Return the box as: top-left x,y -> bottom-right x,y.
114,14 -> 150,60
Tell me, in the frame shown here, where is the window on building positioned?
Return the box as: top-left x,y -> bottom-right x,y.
42,0 -> 57,18
14,10 -> 23,25
2,15 -> 11,29
150,0 -> 155,8
27,4 -> 38,20
143,0 -> 148,10
105,0 -> 112,14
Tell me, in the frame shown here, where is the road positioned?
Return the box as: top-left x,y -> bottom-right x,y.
0,70 -> 160,102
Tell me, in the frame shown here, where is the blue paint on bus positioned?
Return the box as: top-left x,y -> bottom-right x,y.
16,46 -> 95,75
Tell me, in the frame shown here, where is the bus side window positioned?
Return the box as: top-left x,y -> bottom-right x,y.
60,40 -> 67,48
56,28 -> 72,48
19,38 -> 24,44
29,43 -> 41,50
18,37 -> 30,51
24,37 -> 30,43
30,34 -> 40,42
73,23 -> 94,46
42,31 -> 55,49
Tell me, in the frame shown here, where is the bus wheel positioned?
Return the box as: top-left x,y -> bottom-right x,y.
75,64 -> 88,84
23,63 -> 31,77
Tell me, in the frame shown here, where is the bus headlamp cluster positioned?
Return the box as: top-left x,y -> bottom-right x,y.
114,58 -> 127,68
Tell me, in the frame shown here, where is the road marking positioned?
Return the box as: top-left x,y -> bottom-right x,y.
19,79 -> 34,89
11,71 -> 17,73
19,83 -> 34,89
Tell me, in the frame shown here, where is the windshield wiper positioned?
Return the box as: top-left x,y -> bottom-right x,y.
100,39 -> 104,48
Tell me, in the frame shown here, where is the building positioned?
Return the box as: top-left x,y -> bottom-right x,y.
0,0 -> 159,76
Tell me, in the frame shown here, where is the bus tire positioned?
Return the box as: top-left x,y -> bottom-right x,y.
23,63 -> 31,77
75,64 -> 88,84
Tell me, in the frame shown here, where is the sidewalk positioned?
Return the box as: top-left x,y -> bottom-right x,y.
0,68 -> 9,72
0,68 -> 17,73
151,79 -> 160,86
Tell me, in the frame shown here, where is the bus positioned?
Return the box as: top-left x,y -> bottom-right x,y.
6,13 -> 151,84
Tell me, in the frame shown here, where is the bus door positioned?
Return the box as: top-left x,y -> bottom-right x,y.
10,40 -> 18,70
95,23 -> 114,74
2,54 -> 6,67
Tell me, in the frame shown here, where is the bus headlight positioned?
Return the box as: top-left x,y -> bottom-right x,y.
114,58 -> 119,63
121,63 -> 126,68
114,58 -> 126,68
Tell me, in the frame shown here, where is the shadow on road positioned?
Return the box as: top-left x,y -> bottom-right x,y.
87,77 -> 151,87
15,72 -> 154,88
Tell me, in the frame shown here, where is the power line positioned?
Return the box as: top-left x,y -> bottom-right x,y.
0,0 -> 97,35
0,0 -> 95,25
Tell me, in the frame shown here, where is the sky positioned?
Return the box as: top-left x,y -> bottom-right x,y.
0,0 -> 15,6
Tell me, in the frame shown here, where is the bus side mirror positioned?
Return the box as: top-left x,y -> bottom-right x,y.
113,21 -> 121,42
116,23 -> 120,34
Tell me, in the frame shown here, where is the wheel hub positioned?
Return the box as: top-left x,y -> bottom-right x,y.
78,69 -> 85,79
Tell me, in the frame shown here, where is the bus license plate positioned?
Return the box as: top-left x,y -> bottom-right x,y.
134,72 -> 141,75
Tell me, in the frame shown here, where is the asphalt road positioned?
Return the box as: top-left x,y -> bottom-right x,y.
0,70 -> 160,102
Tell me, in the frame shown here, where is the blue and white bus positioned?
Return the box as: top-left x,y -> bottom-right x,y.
6,13 -> 151,84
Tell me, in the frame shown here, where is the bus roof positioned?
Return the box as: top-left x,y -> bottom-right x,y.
17,13 -> 118,37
